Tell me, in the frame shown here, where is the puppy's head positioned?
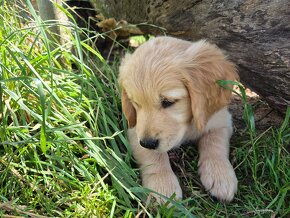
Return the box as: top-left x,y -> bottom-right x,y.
119,37 -> 238,152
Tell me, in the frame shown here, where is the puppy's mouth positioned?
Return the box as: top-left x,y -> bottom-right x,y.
180,139 -> 196,148
156,137 -> 196,152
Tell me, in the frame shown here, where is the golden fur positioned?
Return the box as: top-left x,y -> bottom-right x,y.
119,36 -> 239,202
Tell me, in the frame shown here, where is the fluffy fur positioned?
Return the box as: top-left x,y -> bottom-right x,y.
118,36 -> 239,202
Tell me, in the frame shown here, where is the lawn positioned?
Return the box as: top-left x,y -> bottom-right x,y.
0,1 -> 289,217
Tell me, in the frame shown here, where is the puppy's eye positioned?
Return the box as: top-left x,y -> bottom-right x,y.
161,99 -> 175,108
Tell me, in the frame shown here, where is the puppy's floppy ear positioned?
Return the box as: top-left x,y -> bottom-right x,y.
181,40 -> 239,132
118,53 -> 136,128
121,89 -> 136,128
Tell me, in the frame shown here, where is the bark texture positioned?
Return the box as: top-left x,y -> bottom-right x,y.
37,0 -> 70,47
92,0 -> 290,114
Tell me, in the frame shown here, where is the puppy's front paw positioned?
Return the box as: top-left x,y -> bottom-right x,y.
142,171 -> 182,203
198,158 -> 237,202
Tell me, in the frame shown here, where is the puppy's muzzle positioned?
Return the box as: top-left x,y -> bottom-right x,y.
139,138 -> 159,150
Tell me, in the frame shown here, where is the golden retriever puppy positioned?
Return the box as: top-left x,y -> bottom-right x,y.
118,36 -> 239,202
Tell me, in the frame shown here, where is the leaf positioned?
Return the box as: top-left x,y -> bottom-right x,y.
40,125 -> 47,154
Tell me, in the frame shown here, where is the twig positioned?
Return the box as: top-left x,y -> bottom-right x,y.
0,201 -> 49,218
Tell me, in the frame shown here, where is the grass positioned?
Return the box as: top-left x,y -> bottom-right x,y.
0,1 -> 289,217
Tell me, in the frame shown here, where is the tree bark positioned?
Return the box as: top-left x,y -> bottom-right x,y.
92,0 -> 290,114
37,0 -> 70,48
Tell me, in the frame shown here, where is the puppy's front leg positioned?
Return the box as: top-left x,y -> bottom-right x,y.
198,127 -> 238,202
127,128 -> 182,202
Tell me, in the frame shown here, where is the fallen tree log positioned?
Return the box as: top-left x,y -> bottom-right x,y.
92,0 -> 290,114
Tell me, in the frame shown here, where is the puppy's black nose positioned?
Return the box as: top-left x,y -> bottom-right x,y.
139,138 -> 159,149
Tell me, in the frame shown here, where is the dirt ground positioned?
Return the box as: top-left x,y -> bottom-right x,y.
229,87 -> 284,133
